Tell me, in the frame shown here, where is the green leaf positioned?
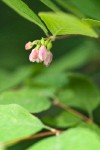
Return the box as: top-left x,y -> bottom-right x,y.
42,109 -> 82,128
33,72 -> 68,88
65,0 -> 100,20
47,41 -> 98,72
40,0 -> 61,12
2,0 -> 48,35
28,127 -> 100,150
78,122 -> 100,136
0,104 -> 44,143
58,74 -> 100,113
0,66 -> 32,92
39,12 -> 98,37
0,88 -> 53,113
83,18 -> 100,27
55,0 -> 85,18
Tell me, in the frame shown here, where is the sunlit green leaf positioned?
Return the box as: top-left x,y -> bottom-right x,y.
28,127 -> 100,150
39,12 -> 98,37
83,18 -> 100,27
78,122 -> 100,136
0,104 -> 44,143
0,88 -> 53,113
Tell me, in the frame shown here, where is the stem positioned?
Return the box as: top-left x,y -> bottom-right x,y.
4,130 -> 62,147
48,34 -> 79,41
54,99 -> 93,124
22,131 -> 56,140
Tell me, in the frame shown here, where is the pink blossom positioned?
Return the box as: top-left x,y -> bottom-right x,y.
38,46 -> 48,61
44,51 -> 53,66
29,49 -> 39,63
25,41 -> 32,50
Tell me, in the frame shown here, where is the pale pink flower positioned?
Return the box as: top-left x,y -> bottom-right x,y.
29,49 -> 39,63
25,41 -> 32,50
38,46 -> 48,61
44,51 -> 53,66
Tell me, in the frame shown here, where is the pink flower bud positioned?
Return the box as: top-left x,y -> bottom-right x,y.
29,49 -> 39,62
44,51 -> 53,66
25,41 -> 32,50
38,46 -> 48,61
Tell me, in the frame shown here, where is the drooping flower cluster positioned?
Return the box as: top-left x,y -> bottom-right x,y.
25,38 -> 53,66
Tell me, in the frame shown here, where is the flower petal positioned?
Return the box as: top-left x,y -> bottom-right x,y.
38,46 -> 48,61
29,49 -> 39,62
44,51 -> 53,66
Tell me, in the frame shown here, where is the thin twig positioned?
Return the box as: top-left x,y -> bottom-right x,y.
4,130 -> 62,147
48,34 -> 76,41
54,99 -> 93,124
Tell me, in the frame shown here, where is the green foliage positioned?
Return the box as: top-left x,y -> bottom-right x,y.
78,122 -> 100,135
0,88 -> 53,113
64,0 -> 100,20
40,0 -> 61,12
83,18 -> 100,27
48,40 -> 98,72
0,66 -> 32,92
0,104 -> 44,143
42,109 -> 82,128
28,127 -> 100,150
39,12 -> 98,37
55,0 -> 85,18
1,0 -> 100,149
2,0 -> 48,35
33,72 -> 68,88
58,74 -> 100,113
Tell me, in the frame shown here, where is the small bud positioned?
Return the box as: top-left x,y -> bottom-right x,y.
44,51 -> 53,66
47,41 -> 52,50
29,49 -> 39,62
38,46 -> 48,61
44,40 -> 49,46
25,41 -> 32,50
40,38 -> 45,45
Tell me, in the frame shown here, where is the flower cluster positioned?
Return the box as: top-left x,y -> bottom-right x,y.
25,38 -> 53,66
